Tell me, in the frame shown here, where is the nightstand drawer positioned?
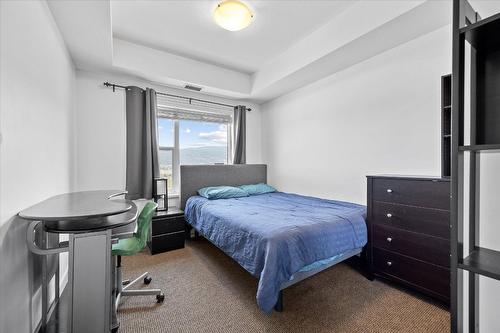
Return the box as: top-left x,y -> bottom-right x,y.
372,178 -> 450,210
372,201 -> 450,239
373,224 -> 450,267
149,231 -> 185,254
152,215 -> 185,236
373,248 -> 450,300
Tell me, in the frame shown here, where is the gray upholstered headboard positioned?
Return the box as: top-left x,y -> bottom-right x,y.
180,164 -> 267,209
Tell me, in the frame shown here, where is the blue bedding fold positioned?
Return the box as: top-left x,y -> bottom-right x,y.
184,192 -> 367,313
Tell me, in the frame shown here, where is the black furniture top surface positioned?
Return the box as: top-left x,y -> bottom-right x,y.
19,190 -> 132,221
154,208 -> 184,218
459,247 -> 500,281
367,174 -> 450,181
43,204 -> 138,234
461,12 -> 500,51
19,190 -> 139,233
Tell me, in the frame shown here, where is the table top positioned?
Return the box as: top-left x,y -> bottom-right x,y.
19,190 -> 132,221
19,190 -> 138,233
43,203 -> 138,233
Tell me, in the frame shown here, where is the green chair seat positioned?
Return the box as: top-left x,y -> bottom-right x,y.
112,201 -> 157,257
112,237 -> 144,256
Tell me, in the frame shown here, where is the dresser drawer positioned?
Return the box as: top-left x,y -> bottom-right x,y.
372,201 -> 450,239
148,231 -> 185,254
373,248 -> 450,299
152,215 -> 185,236
373,224 -> 450,267
372,178 -> 450,210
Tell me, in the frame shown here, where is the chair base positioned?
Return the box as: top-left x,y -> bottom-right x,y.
115,264 -> 164,310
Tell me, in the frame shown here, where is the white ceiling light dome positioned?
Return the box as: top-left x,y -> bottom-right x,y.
214,0 -> 254,32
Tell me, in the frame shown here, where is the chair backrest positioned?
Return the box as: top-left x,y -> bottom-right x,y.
135,201 -> 158,249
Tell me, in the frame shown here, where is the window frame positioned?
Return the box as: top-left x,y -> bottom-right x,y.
157,107 -> 232,195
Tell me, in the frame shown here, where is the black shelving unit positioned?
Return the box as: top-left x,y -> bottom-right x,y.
459,144 -> 500,151
441,74 -> 452,178
451,1 -> 500,332
459,247 -> 500,281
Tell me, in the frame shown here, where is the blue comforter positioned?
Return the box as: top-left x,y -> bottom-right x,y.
184,192 -> 367,313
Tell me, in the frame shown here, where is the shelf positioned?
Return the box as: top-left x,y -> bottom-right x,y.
459,247 -> 500,281
460,12 -> 500,51
459,144 -> 500,151
441,74 -> 451,179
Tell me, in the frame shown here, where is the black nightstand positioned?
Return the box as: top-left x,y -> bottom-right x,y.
148,208 -> 185,255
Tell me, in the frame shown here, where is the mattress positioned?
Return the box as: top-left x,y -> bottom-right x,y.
184,192 -> 367,313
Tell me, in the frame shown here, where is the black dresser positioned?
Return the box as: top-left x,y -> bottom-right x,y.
148,209 -> 185,255
366,175 -> 451,303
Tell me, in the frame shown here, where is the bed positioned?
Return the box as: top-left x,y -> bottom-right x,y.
180,164 -> 367,313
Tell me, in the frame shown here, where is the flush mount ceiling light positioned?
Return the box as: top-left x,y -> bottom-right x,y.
214,0 -> 253,31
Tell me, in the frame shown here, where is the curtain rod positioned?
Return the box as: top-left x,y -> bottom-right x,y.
103,82 -> 251,111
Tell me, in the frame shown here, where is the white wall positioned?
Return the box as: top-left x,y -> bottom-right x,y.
262,25 -> 450,205
74,70 -> 262,204
476,153 -> 500,332
74,71 -> 127,192
0,1 -> 75,332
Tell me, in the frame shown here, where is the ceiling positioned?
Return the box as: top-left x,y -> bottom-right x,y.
47,0 -> 499,103
111,1 -> 353,74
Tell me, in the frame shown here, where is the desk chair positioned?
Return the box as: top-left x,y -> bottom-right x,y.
113,201 -> 164,309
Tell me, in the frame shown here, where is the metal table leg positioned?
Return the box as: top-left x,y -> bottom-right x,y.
68,230 -> 112,333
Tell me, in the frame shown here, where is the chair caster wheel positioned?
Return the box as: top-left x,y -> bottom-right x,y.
144,276 -> 152,285
111,327 -> 119,333
156,293 -> 165,303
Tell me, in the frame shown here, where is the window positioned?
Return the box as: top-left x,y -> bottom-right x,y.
157,107 -> 232,194
158,118 -> 175,192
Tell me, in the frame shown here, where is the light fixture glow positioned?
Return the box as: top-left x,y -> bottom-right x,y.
214,0 -> 253,31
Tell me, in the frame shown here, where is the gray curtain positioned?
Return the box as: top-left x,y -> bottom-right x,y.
232,105 -> 246,164
125,87 -> 160,199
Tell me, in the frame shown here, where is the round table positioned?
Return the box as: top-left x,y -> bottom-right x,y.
19,190 -> 138,333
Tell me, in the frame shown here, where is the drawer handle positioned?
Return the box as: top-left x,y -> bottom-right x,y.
386,237 -> 392,243
386,189 -> 393,193
386,213 -> 392,218
386,261 -> 392,266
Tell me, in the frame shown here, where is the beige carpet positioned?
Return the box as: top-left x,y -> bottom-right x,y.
118,239 -> 450,333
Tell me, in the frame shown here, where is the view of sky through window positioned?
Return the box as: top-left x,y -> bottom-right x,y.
158,118 -> 174,147
179,120 -> 227,165
158,118 -> 228,191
